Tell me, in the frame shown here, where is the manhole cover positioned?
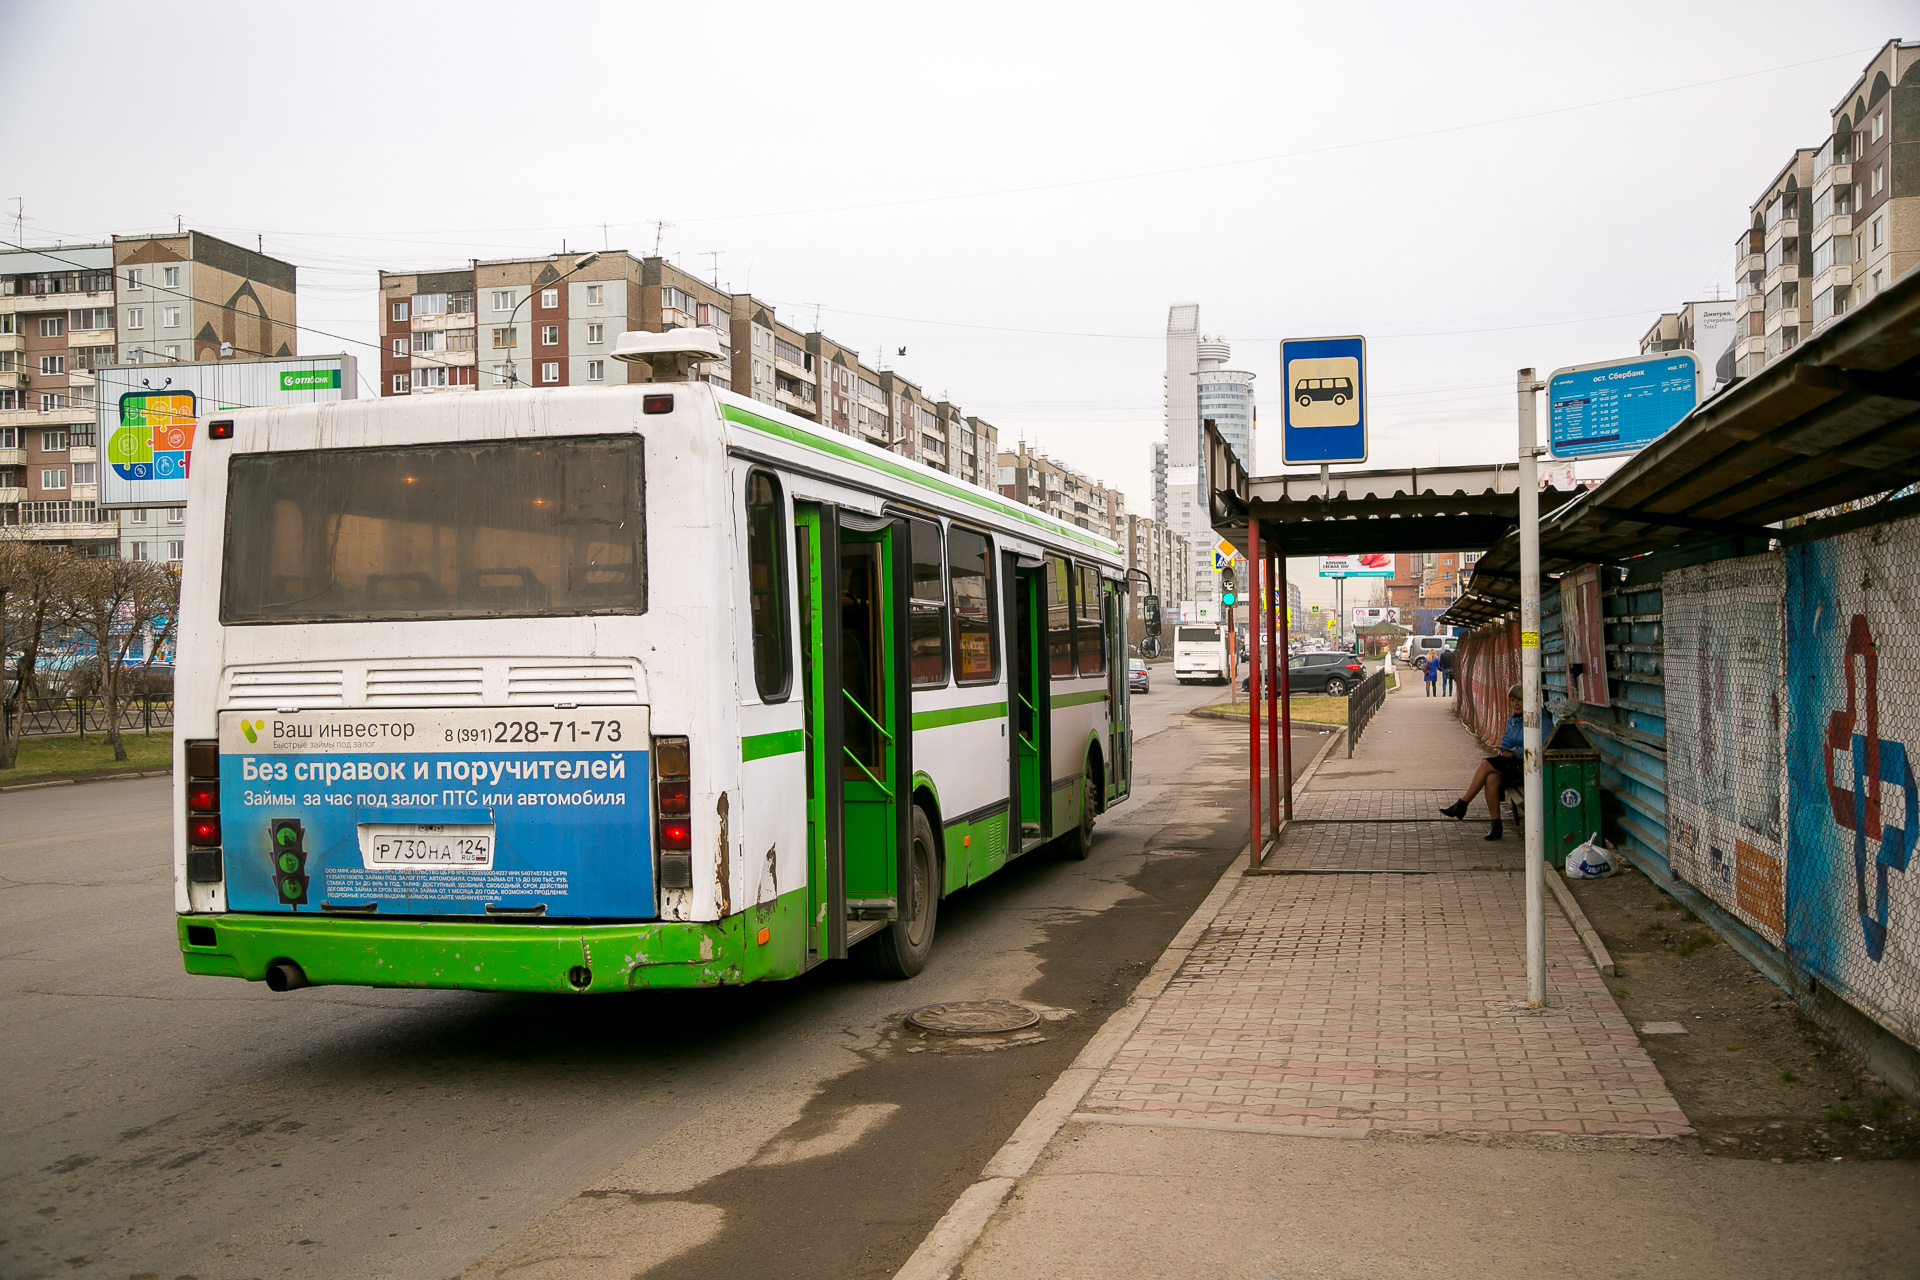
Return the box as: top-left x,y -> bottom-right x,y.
907,1000 -> 1040,1035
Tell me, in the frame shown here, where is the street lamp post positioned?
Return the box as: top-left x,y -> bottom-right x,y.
502,252 -> 601,388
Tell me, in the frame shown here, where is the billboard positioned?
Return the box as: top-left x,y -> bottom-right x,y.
1352,607 -> 1401,626
1318,553 -> 1394,578
97,355 -> 357,507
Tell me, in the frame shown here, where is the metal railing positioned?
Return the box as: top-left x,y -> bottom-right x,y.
6,696 -> 175,738
1345,668 -> 1387,758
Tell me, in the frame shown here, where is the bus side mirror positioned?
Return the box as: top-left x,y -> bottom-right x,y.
1143,595 -> 1161,636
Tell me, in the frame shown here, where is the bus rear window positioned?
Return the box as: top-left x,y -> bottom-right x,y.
1176,626 -> 1219,643
220,436 -> 645,624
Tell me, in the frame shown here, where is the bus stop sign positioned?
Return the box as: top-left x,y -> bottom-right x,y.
1281,335 -> 1367,466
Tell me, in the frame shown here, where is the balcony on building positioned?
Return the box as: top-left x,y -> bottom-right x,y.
0,331 -> 23,355
1812,135 -> 1852,192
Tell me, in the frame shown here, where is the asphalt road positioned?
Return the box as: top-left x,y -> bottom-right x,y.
0,680 -> 1326,1280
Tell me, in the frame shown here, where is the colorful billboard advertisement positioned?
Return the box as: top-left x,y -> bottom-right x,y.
96,355 -> 357,507
1318,553 -> 1394,578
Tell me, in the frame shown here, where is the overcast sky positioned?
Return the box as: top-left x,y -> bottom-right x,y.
4,1 -> 1909,516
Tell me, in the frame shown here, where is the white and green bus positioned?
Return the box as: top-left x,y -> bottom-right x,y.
172,336 -> 1134,993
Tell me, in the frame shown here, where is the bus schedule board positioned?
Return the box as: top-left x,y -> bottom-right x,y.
216,707 -> 651,918
1281,335 -> 1367,465
1547,352 -> 1700,461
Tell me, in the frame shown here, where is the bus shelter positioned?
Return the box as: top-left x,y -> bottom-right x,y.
1204,423 -> 1583,867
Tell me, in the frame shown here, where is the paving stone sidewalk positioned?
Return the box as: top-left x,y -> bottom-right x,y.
1077,680 -> 1693,1139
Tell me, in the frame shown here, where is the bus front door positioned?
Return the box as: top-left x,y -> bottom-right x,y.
1008,556 -> 1050,853
795,507 -> 910,960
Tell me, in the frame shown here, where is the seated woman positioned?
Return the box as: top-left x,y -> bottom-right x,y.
1440,684 -> 1554,840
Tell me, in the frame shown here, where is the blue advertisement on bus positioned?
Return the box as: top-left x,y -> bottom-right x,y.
216,708 -> 652,918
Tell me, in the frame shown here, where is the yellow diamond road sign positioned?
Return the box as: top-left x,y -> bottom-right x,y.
1212,538 -> 1236,571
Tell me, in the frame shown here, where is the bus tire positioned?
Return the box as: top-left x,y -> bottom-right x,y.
1059,755 -> 1099,861
861,805 -> 939,978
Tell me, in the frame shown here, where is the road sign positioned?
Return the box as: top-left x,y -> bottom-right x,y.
1318,553 -> 1394,578
1547,352 -> 1700,460
1281,335 -> 1366,465
1212,538 -> 1237,571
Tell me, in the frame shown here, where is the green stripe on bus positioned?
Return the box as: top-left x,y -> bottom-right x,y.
1051,689 -> 1111,708
721,403 -> 1117,556
742,728 -> 804,761
911,701 -> 1007,731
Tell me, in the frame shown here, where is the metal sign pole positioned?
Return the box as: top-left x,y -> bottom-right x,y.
1517,367 -> 1547,1007
1267,548 -> 1280,830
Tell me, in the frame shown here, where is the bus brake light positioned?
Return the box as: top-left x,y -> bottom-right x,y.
188,816 -> 222,847
187,783 -> 218,812
660,820 -> 692,851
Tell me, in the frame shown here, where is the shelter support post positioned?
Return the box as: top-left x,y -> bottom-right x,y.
1270,547 -> 1286,826
1518,368 -> 1547,1007
1248,518 -> 1264,872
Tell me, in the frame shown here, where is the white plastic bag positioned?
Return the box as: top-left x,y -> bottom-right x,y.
1564,834 -> 1615,879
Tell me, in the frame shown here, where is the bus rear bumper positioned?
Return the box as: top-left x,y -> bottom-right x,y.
177,891 -> 807,994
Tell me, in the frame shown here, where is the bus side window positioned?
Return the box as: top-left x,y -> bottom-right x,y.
746,471 -> 792,702
1075,563 -> 1106,676
1046,556 -> 1076,679
948,525 -> 997,685
908,517 -> 948,688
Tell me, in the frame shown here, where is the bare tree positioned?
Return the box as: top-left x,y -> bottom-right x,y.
61,557 -> 180,763
0,534 -> 80,770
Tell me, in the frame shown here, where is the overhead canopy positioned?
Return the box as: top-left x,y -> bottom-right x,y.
1206,424 -> 1582,557
1445,268 -> 1920,627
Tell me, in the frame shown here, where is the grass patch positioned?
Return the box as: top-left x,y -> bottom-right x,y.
1870,1094 -> 1899,1120
1824,1103 -> 1855,1124
2,730 -> 173,779
1780,1070 -> 1797,1083
1201,696 -> 1350,725
1677,931 -> 1722,956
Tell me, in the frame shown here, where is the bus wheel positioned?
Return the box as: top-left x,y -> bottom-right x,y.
1059,756 -> 1099,861
862,806 -> 939,978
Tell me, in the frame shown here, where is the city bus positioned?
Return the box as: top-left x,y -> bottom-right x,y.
170,339 -> 1133,994
1172,623 -> 1230,684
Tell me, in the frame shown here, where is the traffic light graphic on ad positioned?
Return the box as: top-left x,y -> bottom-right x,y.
270,818 -> 309,908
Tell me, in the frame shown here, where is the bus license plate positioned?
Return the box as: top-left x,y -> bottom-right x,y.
359,824 -> 496,869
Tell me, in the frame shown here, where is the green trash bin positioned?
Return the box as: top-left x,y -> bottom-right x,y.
1542,722 -> 1601,869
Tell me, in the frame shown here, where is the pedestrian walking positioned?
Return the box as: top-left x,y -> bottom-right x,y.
1438,644 -> 1456,696
1423,655 -> 1440,697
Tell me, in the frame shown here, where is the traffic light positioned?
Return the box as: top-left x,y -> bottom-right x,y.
1220,565 -> 1237,607
270,818 -> 309,908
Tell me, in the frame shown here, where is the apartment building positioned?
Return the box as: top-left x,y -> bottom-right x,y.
1638,299 -> 1740,389
995,443 -> 1124,543
1,233 -> 297,552
381,253 -> 735,397
1122,512 -> 1195,645
1385,550 -> 1479,613
1812,40 -> 1919,336
372,253 -> 1012,489
1650,43 -> 1918,379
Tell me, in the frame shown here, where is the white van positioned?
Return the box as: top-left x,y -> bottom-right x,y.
1396,635 -> 1453,668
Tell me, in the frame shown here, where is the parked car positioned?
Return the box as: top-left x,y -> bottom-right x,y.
1128,657 -> 1150,694
1242,651 -> 1367,698
1396,635 -> 1453,669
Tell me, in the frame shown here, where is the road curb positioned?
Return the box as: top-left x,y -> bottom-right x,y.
892,719 -> 1346,1280
1548,868 -> 1617,978
1188,705 -> 1345,729
0,767 -> 171,793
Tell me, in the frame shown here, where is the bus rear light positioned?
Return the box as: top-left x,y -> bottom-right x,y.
657,778 -> 689,815
642,393 -> 674,415
187,783 -> 218,813
208,419 -> 234,440
186,740 -> 219,779
188,816 -> 222,848
660,820 -> 692,851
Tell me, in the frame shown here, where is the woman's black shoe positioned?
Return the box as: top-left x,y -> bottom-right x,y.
1484,821 -> 1504,841
1439,799 -> 1469,820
